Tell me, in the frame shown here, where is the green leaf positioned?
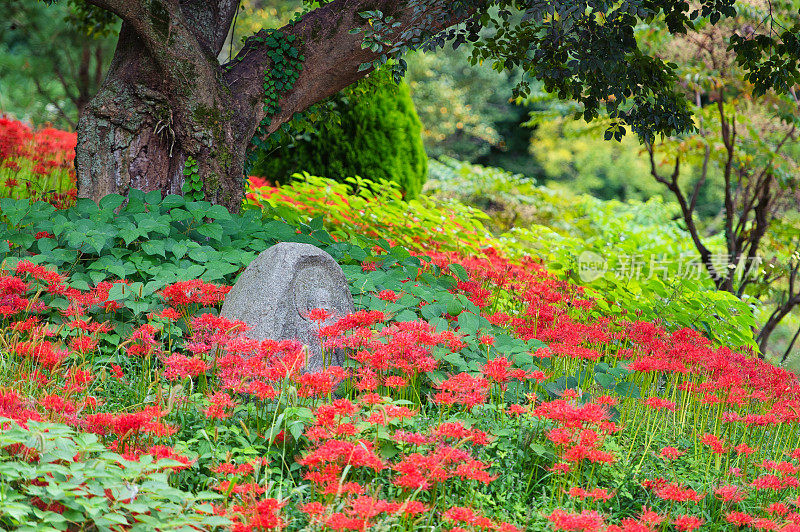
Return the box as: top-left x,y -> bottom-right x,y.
144,190 -> 163,205
172,242 -> 188,260
37,238 -> 57,254
196,223 -> 223,242
141,240 -> 166,258
394,309 -> 418,322
161,195 -> 185,209
0,198 -> 29,227
99,194 -> 126,212
75,198 -> 100,217
206,205 -> 232,220
448,263 -> 470,281
457,311 -> 480,335
107,283 -> 128,301
420,302 -> 444,321
446,298 -> 464,316
594,372 -> 616,390
614,381 -> 641,399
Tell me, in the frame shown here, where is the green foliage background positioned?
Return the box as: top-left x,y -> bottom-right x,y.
251,70 -> 428,199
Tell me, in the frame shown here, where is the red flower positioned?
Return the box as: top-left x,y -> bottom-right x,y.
306,307 -> 332,323
378,289 -> 400,302
642,397 -> 676,411
715,484 -> 747,503
654,482 -> 701,503
726,512 -> 754,526
672,515 -> 704,531
547,509 -> 606,531
204,392 -> 236,420
658,446 -> 685,460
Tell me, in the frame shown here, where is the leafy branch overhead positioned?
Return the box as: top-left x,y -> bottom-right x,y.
38,0 -> 800,210
50,0 -> 799,143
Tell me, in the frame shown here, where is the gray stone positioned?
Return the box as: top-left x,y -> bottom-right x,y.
220,242 -> 354,373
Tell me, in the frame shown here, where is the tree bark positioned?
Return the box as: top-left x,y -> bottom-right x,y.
75,0 -> 477,212
76,22 -> 244,210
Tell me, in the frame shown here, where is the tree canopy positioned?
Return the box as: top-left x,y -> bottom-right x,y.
36,0 -> 799,211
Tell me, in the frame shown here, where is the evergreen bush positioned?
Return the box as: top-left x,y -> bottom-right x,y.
251,71 -> 427,198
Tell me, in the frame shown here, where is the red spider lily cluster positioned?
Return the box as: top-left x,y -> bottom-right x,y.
6,164 -> 800,529
0,117 -> 77,208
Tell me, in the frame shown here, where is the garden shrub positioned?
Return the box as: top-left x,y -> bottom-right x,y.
248,169 -> 757,352
0,419 -> 229,530
250,70 -> 428,199
426,157 -> 758,351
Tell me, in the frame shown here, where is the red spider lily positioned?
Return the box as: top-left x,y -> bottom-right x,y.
638,507 -> 664,528
110,364 -> 125,381
700,433 -> 727,454
295,366 -> 347,397
654,482 -> 702,503
759,460 -> 799,475
642,397 -> 676,411
384,375 -> 407,388
126,324 -> 161,358
204,392 -> 237,420
752,518 -> 779,530
433,421 -> 489,445
377,289 -> 400,302
672,514 -> 704,531
482,356 -> 512,383
432,372 -> 490,409
726,512 -> 755,526
734,443 -> 757,455
658,446 -> 685,460
69,336 -> 98,353
391,444 -> 494,489
547,509 -> 606,531
715,484 -> 748,503
14,340 -> 68,369
508,404 -> 527,416
159,279 -> 231,308
479,334 -> 495,346
751,474 -> 784,491
212,459 -> 264,476
230,497 -> 284,531
163,353 -> 209,380
306,307 -> 332,323
83,406 -> 165,437
146,445 -> 194,470
765,503 -> 790,516
566,487 -> 614,501
549,463 -> 572,474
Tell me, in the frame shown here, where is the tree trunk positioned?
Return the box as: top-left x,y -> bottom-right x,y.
74,0 -> 476,212
76,24 -> 247,212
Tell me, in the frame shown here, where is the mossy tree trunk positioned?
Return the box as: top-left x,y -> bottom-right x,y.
76,3 -> 246,211
75,0 -> 475,212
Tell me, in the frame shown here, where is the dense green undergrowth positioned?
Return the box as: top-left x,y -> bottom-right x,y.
3,120 -> 800,532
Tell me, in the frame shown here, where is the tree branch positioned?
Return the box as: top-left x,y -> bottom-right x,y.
33,78 -> 76,129
179,0 -> 240,55
647,144 -> 723,286
718,98 -> 737,277
81,0 -> 140,22
224,0 -> 481,140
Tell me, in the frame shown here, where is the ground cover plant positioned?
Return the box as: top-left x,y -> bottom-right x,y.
3,119 -> 800,531
2,194 -> 800,531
